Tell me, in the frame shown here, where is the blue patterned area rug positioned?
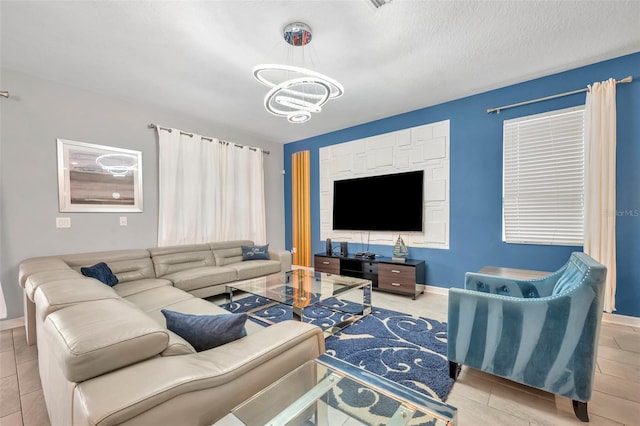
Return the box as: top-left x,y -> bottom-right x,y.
221,296 -> 454,404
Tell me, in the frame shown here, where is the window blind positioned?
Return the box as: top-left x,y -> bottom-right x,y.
502,106 -> 585,245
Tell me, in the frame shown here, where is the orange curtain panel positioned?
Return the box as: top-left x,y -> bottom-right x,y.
291,151 -> 311,267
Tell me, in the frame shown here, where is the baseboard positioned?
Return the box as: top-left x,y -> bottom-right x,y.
602,312 -> 640,327
0,316 -> 24,331
424,284 -> 449,296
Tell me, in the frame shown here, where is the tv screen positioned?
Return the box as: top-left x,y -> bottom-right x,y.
332,170 -> 424,232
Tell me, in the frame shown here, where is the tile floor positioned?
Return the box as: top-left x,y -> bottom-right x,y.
0,290 -> 638,425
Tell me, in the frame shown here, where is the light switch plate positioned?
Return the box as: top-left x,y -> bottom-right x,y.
119,216 -> 128,226
56,217 -> 71,228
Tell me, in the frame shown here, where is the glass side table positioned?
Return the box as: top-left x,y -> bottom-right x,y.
216,354 -> 457,426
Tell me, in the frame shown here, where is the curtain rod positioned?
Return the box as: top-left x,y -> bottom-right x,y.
147,123 -> 270,155
487,76 -> 633,114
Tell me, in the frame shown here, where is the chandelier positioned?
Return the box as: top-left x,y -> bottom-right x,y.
253,22 -> 344,124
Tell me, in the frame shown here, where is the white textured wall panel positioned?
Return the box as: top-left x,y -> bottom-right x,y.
425,180 -> 446,201
425,223 -> 447,244
376,146 -> 394,167
320,120 -> 450,249
411,125 -> 433,141
424,137 -> 446,159
395,154 -> 410,169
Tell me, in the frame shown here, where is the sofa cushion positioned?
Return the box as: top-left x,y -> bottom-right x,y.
62,249 -> 156,283
229,260 -> 282,281
19,256 -> 73,289
109,258 -> 157,283
162,266 -> 237,293
241,244 -> 270,261
80,262 -> 119,286
113,278 -> 173,298
34,278 -> 119,320
147,296 -> 232,319
149,244 -> 215,276
161,310 -> 248,352
24,269 -> 82,301
209,239 -> 254,252
124,286 -> 195,312
44,299 -> 169,382
213,247 -> 244,266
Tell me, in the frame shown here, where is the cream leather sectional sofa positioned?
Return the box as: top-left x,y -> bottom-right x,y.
18,240 -> 326,426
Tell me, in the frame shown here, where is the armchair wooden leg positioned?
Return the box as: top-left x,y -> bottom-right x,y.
448,361 -> 459,380
572,400 -> 589,422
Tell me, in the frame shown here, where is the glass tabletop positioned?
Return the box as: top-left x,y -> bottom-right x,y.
227,268 -> 371,310
230,354 -> 457,426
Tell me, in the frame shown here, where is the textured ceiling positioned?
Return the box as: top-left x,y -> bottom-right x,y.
2,1 -> 639,144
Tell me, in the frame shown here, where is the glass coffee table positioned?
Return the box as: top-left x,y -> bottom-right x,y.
226,268 -> 372,335
216,354 -> 457,425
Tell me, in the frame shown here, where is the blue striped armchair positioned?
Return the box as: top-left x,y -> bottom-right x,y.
447,252 -> 607,422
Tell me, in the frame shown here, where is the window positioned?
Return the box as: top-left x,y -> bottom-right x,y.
502,106 -> 585,245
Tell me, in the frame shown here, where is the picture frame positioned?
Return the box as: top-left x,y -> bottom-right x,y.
57,139 -> 143,212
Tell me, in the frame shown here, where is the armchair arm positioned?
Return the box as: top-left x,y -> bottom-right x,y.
464,270 -> 562,298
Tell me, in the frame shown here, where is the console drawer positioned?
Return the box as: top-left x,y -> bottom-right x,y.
378,264 -> 416,285
314,256 -> 340,274
378,263 -> 416,295
378,280 -> 415,293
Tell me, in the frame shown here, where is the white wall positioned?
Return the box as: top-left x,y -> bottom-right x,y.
319,120 -> 450,249
0,69 -> 285,320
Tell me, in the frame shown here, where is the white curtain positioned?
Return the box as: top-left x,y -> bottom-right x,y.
157,128 -> 266,246
584,78 -> 617,313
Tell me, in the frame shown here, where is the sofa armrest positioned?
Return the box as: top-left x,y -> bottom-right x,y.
269,249 -> 292,271
73,321 -> 324,426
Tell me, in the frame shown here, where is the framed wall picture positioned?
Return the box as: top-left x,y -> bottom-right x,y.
57,139 -> 143,212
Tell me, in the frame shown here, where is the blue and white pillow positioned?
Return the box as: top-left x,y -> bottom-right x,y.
241,244 -> 270,261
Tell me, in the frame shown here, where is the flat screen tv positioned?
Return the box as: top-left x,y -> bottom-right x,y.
332,170 -> 424,232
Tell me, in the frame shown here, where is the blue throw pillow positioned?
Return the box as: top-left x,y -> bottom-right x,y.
241,244 -> 270,261
161,310 -> 248,352
80,262 -> 118,287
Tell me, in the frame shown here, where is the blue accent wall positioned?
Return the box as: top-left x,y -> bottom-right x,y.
284,52 -> 640,318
